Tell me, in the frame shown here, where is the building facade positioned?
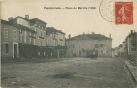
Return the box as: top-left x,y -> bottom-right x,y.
1,20 -> 19,58
126,30 -> 137,65
66,33 -> 112,57
113,30 -> 137,66
126,30 -> 137,55
1,15 -> 66,59
30,18 -> 47,57
112,42 -> 127,57
8,16 -> 37,58
46,27 -> 66,58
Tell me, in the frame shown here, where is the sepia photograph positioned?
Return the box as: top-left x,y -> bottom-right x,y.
0,0 -> 137,88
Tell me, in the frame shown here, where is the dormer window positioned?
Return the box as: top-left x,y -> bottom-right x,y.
34,24 -> 37,26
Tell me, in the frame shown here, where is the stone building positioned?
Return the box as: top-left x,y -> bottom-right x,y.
46,27 -> 66,58
30,18 -> 47,57
1,15 -> 66,59
126,30 -> 137,55
112,30 -> 137,65
30,18 -> 47,46
125,30 -> 137,65
66,33 -> 112,57
112,42 -> 127,57
1,20 -> 19,58
8,16 -> 37,58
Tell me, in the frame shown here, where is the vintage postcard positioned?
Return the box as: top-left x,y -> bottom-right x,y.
0,0 -> 137,88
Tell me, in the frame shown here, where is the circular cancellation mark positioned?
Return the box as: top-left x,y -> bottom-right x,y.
99,0 -> 115,22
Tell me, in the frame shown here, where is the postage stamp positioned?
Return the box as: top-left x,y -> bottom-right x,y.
99,0 -> 133,25
115,2 -> 133,24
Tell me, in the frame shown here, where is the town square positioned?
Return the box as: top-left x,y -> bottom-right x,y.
1,0 -> 137,88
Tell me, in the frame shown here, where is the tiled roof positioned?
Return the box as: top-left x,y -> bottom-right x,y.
69,34 -> 111,40
30,18 -> 47,24
16,16 -> 29,21
1,19 -> 36,32
46,27 -> 57,32
1,19 -> 18,28
1,19 -> 13,25
46,27 -> 65,34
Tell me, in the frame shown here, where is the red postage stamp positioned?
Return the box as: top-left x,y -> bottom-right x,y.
115,2 -> 133,24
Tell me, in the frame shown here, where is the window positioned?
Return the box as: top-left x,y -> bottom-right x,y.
95,44 -> 104,48
34,33 -> 36,37
34,24 -> 37,26
29,32 -> 31,36
24,31 -> 27,43
95,44 -> 99,48
41,31 -> 43,37
14,30 -> 17,40
5,44 -> 9,54
100,44 -> 104,47
20,29 -> 22,33
38,51 -> 40,56
29,37 -> 31,44
44,31 -> 46,37
131,48 -> 136,51
131,43 -> 136,47
42,31 -> 44,37
34,38 -> 36,45
59,39 -> 63,41
53,35 -> 56,39
34,28 -> 37,31
38,30 -> 43,37
4,30 -> 8,39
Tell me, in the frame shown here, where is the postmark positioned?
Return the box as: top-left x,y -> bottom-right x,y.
99,0 -> 133,25
99,0 -> 115,22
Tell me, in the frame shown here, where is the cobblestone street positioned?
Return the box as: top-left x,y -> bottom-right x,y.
1,57 -> 136,88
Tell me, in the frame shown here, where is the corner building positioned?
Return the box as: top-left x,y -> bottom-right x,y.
66,33 -> 112,57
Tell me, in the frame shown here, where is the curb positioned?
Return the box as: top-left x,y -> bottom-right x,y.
125,61 -> 137,86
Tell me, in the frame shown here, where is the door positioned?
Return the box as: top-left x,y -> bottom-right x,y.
79,51 -> 81,57
14,44 -> 17,58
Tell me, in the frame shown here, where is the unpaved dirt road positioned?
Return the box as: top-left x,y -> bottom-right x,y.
1,57 -> 135,88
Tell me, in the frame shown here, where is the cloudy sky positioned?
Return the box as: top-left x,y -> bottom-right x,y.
1,0 -> 137,48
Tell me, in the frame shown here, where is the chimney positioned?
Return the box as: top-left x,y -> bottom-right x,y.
131,30 -> 133,34
92,32 -> 95,34
25,15 -> 29,19
8,17 -> 14,24
8,17 -> 14,21
68,34 -> 71,39
109,33 -> 111,38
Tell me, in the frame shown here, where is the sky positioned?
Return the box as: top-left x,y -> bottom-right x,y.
1,0 -> 137,48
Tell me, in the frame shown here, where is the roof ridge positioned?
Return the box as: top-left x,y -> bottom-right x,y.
70,33 -> 111,40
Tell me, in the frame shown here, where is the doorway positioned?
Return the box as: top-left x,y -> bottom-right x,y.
14,44 -> 18,58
